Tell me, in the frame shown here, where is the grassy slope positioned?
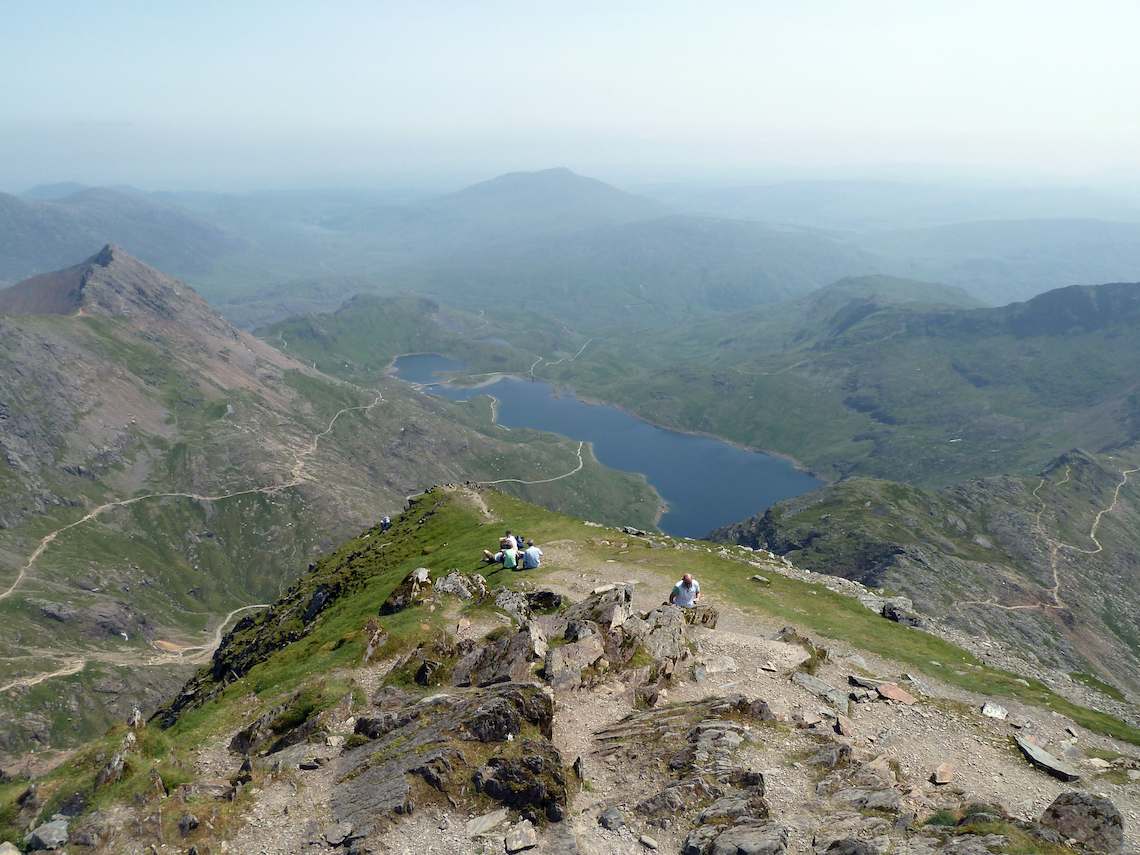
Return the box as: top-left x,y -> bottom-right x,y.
709,445 -> 1140,695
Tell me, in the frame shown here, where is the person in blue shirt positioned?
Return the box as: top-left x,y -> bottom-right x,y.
521,540 -> 543,569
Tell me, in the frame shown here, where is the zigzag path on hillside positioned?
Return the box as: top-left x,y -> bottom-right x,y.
954,464 -> 1138,616
0,393 -> 387,691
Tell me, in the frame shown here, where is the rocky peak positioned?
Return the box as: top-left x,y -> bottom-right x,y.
0,243 -> 209,325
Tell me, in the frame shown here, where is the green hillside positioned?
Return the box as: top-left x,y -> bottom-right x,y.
531,279 -> 1140,486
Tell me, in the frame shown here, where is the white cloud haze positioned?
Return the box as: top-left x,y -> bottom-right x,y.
2,0 -> 1138,191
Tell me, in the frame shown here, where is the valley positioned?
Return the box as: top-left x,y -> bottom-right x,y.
2,169 -> 1140,854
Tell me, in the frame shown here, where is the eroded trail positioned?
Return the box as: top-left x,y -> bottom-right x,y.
955,464 -> 1139,615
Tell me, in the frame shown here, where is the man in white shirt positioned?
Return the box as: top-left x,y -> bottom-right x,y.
669,573 -> 701,608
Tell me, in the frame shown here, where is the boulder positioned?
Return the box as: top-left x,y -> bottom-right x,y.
435,570 -> 489,601
495,589 -> 535,625
544,635 -> 605,691
683,605 -> 719,628
473,738 -> 568,822
26,819 -> 68,850
332,684 -> 557,829
1040,792 -> 1123,854
880,601 -> 927,629
599,806 -> 626,829
682,819 -> 787,855
452,630 -> 537,687
565,585 -> 634,631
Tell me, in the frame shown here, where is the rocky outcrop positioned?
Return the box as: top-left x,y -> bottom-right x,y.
331,683 -> 565,830
1041,792 -> 1124,854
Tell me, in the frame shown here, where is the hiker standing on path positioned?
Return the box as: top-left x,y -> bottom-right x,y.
670,573 -> 701,607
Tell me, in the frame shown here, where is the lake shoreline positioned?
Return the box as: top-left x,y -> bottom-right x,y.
388,353 -> 824,537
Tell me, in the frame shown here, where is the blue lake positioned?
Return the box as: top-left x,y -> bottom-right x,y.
393,353 -> 824,539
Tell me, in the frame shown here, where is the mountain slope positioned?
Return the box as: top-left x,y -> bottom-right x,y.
710,446 -> 1140,696
0,248 -> 660,756
4,485 -> 1139,853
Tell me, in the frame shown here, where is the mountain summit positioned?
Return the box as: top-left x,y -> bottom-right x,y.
1,243 -> 213,323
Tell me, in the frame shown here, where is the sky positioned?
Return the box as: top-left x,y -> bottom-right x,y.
2,1 -> 1139,193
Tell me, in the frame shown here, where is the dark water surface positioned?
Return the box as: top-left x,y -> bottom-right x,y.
393,353 -> 823,538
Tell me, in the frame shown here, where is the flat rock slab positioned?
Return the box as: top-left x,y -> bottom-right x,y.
505,819 -> 538,852
1015,735 -> 1080,782
791,671 -> 846,709
467,808 -> 509,835
876,683 -> 917,704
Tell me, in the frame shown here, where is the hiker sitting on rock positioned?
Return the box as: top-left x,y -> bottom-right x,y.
669,573 -> 701,607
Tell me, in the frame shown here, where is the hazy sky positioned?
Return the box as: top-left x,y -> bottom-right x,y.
3,1 -> 1138,192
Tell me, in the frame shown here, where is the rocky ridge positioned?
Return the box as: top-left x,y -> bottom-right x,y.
7,491 -> 1140,855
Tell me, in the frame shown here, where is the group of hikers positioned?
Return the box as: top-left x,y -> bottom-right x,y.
481,530 -> 703,610
483,530 -> 543,570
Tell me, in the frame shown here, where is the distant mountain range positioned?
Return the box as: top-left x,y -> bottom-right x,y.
10,168 -> 1140,330
0,187 -> 247,283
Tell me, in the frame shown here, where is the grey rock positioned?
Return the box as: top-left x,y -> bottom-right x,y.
640,834 -> 659,849
323,820 -> 354,846
1040,791 -> 1124,854
791,671 -> 847,709
684,819 -> 788,855
980,702 -> 1007,720
545,635 -> 605,691
177,812 -> 200,840
831,786 -> 900,813
174,779 -> 235,801
506,819 -> 538,852
493,588 -> 534,625
380,567 -> 434,615
599,806 -> 626,829
435,570 -> 489,601
453,629 -> 538,687
880,601 -> 927,629
1014,736 -> 1080,782
26,819 -> 68,850
466,808 -> 510,835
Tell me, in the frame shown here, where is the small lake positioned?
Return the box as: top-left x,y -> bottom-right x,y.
393,353 -> 823,538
